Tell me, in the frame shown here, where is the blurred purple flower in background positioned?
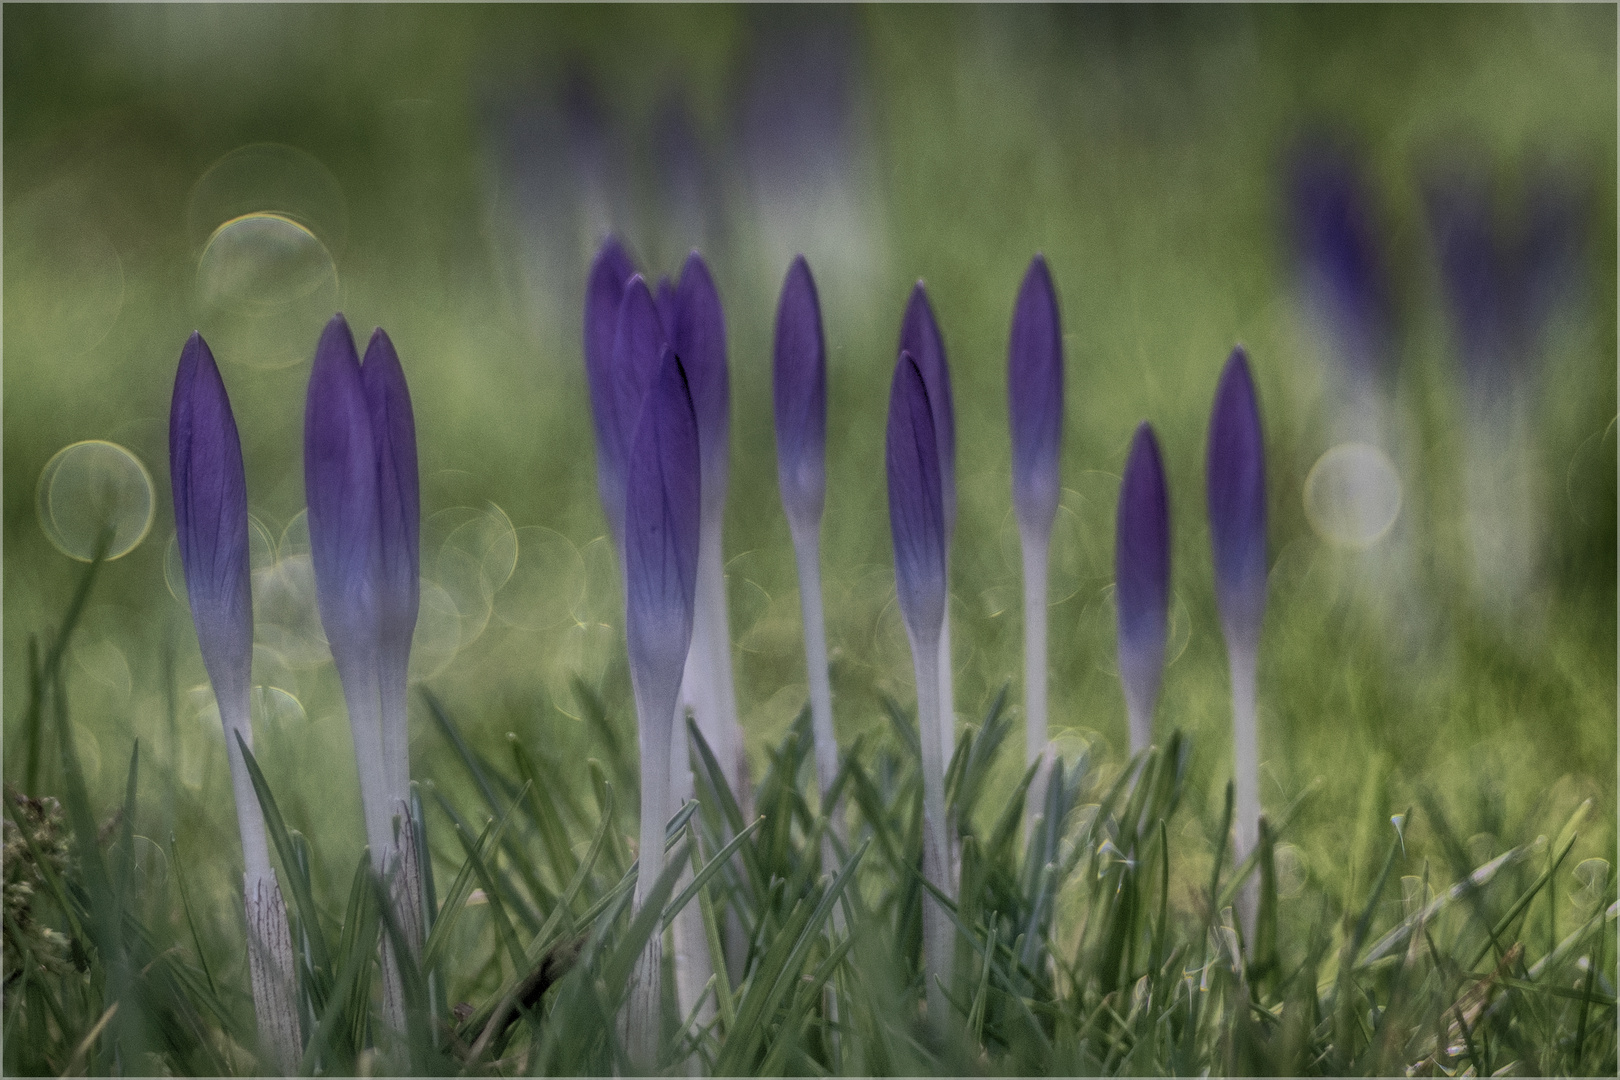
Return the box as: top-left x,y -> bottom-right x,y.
1424,161 -> 1585,408
1115,422 -> 1170,756
1289,136 -> 1394,394
170,332 -> 302,1072
1423,156 -> 1585,614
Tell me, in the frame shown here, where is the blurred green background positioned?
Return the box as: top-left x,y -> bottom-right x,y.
5,3 -> 1614,963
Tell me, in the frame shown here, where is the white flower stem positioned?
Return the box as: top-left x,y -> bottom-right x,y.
936,609 -> 954,775
668,722 -> 715,1042
1019,528 -> 1052,820
627,693 -> 675,1068
218,689 -> 302,1073
1227,644 -> 1260,941
909,626 -> 953,1030
790,521 -> 839,842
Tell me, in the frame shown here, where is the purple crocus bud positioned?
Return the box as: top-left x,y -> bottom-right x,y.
1115,422 -> 1170,751
304,314 -> 380,665
1008,255 -> 1064,536
170,332 -> 253,701
673,252 -> 730,527
361,329 -> 419,654
773,255 -> 828,532
585,237 -> 636,399
654,274 -> 678,341
1290,138 -> 1391,386
624,346 -> 702,727
887,351 -> 947,643
1205,347 -> 1267,655
899,283 -> 956,534
590,275 -> 667,548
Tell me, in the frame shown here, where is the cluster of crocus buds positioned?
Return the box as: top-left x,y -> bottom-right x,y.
303,315 -> 425,1030
170,313 -> 426,1068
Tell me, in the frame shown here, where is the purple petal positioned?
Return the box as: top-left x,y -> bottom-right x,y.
674,252 -> 730,523
886,351 -> 947,644
1115,422 -> 1170,724
899,282 -> 957,536
361,328 -> 420,651
593,275 -> 668,547
1205,347 -> 1267,653
169,332 -> 252,695
304,313 -> 380,660
585,239 -> 638,529
624,346 -> 702,722
772,255 -> 828,530
1007,255 -> 1064,535
654,275 -> 678,342
1290,138 -> 1391,385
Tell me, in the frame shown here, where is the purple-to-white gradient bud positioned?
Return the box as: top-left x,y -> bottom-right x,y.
361,329 -> 420,655
622,345 -> 702,1064
1206,346 -> 1267,656
170,332 -> 252,700
171,332 -> 302,1071
305,314 -> 381,665
772,255 -> 827,532
673,252 -> 730,527
1290,138 -> 1392,386
1115,422 -> 1170,753
625,346 -> 703,739
1008,254 -> 1064,537
899,283 -> 957,535
887,351 -> 947,646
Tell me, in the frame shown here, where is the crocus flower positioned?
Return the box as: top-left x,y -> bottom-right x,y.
1007,254 -> 1063,805
1205,345 -> 1266,935
304,313 -> 424,1029
586,272 -> 667,550
773,255 -> 838,829
623,346 -> 702,1067
1290,138 -> 1392,389
898,282 -> 959,762
1424,164 -> 1584,405
885,349 -> 953,1027
171,332 -> 301,1072
671,254 -> 746,799
1115,422 -> 1170,755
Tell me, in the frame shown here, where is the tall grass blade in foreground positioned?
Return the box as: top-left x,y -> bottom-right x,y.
1006,254 -> 1063,809
169,331 -> 302,1072
1115,422 -> 1170,754
886,349 -> 954,1029
621,345 -> 702,1065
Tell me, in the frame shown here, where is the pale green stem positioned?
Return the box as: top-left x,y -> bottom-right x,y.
668,722 -> 715,1040
627,692 -> 675,1068
218,688 -> 302,1072
909,624 -> 953,1029
790,520 -> 839,841
1228,644 -> 1259,941
1020,529 -> 1052,820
